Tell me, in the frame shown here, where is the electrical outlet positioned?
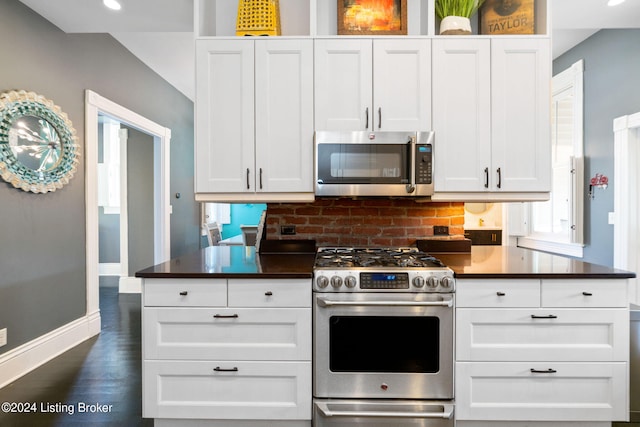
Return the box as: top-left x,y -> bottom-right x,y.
434,226 -> 449,235
281,225 -> 296,235
0,328 -> 6,347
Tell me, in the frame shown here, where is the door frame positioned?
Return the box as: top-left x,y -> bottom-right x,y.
85,89 -> 171,313
613,110 -> 640,304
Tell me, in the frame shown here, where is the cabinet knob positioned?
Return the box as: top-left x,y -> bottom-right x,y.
179,291 -> 188,296
265,291 -> 273,296
582,291 -> 593,296
496,292 -> 506,296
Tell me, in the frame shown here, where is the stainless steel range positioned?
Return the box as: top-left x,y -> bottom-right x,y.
312,247 -> 455,427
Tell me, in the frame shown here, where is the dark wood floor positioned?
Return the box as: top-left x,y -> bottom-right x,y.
0,277 -> 152,426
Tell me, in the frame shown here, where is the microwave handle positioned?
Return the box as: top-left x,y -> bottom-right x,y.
406,135 -> 416,194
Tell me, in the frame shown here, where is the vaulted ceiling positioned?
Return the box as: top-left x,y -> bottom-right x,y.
17,0 -> 640,101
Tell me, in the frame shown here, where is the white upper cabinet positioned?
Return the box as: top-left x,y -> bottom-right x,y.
432,37 -> 551,200
314,38 -> 431,132
433,38 -> 491,192
314,39 -> 372,131
491,38 -> 551,193
196,39 -> 254,195
195,38 -> 314,202
255,39 -> 314,194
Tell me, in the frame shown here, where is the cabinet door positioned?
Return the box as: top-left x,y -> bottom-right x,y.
195,39 -> 255,193
491,38 -> 551,192
456,308 -> 629,362
432,39 -> 491,192
255,39 -> 314,192
373,39 -> 431,131
456,361 -> 627,421
314,39 -> 372,131
144,307 -> 312,360
143,360 -> 311,420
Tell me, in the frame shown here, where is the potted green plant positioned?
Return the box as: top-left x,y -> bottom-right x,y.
435,0 -> 485,35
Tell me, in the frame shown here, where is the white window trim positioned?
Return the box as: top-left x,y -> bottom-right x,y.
516,59 -> 584,258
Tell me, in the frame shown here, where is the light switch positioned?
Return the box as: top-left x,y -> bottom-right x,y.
0,328 -> 6,347
608,212 -> 615,225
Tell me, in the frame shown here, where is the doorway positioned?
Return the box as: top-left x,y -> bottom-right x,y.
85,90 -> 171,323
98,118 -> 157,291
613,110 -> 640,304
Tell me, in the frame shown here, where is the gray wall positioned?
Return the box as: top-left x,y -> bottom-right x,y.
553,29 -> 640,266
125,126 -> 155,274
0,0 -> 199,354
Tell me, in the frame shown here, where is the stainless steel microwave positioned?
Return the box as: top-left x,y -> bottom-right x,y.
314,131 -> 434,197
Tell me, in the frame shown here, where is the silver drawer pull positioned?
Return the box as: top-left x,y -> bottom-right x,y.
213,314 -> 239,319
179,291 -> 188,296
531,314 -> 558,319
316,402 -> 454,419
317,298 -> 453,308
530,368 -> 557,374
213,367 -> 238,372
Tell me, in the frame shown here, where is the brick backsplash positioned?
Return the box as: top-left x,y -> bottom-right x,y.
265,199 -> 465,247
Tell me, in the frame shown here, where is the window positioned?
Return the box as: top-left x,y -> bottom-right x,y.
516,60 -> 584,257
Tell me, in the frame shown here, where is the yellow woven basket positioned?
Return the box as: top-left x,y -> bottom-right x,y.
236,0 -> 281,36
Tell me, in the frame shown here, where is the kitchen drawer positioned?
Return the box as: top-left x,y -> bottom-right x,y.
143,360 -> 311,420
143,278 -> 227,307
542,279 -> 629,308
455,361 -> 627,421
456,308 -> 629,362
456,279 -> 540,308
228,279 -> 311,307
143,307 -> 311,360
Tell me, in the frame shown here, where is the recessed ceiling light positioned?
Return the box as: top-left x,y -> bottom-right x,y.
608,0 -> 625,6
103,0 -> 122,10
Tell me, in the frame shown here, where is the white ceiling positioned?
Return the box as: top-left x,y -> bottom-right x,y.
17,0 -> 640,102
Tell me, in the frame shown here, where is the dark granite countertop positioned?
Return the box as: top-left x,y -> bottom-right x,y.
135,243 -> 634,281
135,245 -> 315,279
434,246 -> 635,279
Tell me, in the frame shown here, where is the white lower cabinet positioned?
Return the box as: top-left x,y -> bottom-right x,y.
456,361 -> 627,421
455,278 -> 630,423
143,360 -> 311,420
142,278 -> 312,423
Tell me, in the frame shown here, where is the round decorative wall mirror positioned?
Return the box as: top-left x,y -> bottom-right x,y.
0,90 -> 79,193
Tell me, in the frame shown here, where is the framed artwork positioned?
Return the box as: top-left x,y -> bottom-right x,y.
338,0 -> 407,35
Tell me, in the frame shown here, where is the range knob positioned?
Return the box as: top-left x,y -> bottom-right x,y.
331,276 -> 343,289
344,275 -> 357,288
316,276 -> 329,289
441,277 -> 454,288
412,276 -> 425,288
426,276 -> 439,288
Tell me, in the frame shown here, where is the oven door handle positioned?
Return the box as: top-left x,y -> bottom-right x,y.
316,298 -> 453,308
316,402 -> 454,419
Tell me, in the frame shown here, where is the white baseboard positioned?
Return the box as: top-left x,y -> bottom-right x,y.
0,310 -> 101,389
99,263 -> 121,276
119,276 -> 142,294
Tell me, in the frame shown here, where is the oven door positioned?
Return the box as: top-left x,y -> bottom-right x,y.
313,399 -> 454,427
313,292 -> 454,400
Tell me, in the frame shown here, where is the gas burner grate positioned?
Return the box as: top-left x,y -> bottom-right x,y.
315,247 -> 447,269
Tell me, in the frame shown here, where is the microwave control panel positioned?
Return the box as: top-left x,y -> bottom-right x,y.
415,144 -> 433,184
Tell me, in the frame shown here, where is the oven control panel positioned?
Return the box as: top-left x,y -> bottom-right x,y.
313,270 -> 455,293
360,272 -> 409,289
